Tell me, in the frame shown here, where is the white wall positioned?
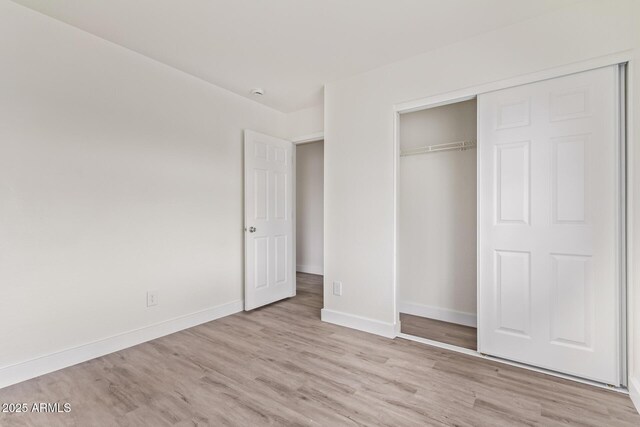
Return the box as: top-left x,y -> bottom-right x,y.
296,142 -> 324,275
398,101 -> 477,325
0,0 -> 285,382
323,0 -> 636,337
286,104 -> 324,140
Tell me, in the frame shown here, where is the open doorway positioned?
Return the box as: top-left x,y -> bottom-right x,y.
242,130 -> 323,312
397,100 -> 477,351
295,140 -> 324,310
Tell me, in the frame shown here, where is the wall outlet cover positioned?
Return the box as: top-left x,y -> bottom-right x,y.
333,281 -> 342,296
147,290 -> 159,307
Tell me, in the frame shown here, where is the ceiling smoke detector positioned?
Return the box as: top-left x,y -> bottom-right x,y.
250,88 -> 264,96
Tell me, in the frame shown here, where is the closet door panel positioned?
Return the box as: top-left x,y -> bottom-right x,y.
478,66 -> 620,385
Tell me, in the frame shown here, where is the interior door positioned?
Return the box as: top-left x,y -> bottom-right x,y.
478,66 -> 621,385
244,130 -> 295,310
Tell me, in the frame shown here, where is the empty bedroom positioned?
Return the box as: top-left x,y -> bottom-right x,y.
1,0 -> 640,425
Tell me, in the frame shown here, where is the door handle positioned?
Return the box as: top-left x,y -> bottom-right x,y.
248,226 -> 256,233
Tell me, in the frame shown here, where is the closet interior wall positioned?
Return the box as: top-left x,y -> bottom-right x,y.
398,99 -> 478,327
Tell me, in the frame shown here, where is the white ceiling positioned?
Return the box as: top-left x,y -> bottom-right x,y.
12,0 -> 577,112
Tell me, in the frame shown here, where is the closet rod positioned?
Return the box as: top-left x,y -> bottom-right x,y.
400,140 -> 476,157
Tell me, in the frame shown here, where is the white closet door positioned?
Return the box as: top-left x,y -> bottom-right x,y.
478,66 -> 621,385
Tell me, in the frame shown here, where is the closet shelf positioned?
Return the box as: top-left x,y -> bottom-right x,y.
400,140 -> 476,157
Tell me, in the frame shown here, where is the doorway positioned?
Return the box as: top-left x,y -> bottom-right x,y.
243,131 -> 324,315
295,140 -> 324,310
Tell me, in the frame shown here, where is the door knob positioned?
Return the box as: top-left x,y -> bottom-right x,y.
248,226 -> 256,233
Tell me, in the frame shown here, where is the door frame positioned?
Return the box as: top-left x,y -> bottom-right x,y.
392,51 -> 633,391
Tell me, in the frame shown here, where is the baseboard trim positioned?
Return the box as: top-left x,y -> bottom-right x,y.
321,308 -> 397,338
296,265 -> 324,275
398,301 -> 477,327
630,375 -> 640,415
0,299 -> 244,389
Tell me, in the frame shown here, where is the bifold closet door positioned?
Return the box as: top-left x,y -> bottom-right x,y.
478,66 -> 621,385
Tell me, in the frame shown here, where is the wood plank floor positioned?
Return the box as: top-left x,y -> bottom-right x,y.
1,272 -> 638,426
400,313 -> 477,351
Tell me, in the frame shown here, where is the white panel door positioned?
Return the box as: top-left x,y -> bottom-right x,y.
478,66 -> 621,385
244,130 -> 294,310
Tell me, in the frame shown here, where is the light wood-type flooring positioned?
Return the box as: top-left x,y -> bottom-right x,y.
400,313 -> 477,351
1,272 -> 638,426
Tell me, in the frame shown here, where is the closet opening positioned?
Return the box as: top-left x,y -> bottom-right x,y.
397,98 -> 478,351
393,64 -> 625,388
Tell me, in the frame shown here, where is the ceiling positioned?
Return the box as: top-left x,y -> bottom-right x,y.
12,0 -> 578,112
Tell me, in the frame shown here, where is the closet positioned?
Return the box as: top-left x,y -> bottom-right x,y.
398,99 -> 478,351
396,65 -> 625,387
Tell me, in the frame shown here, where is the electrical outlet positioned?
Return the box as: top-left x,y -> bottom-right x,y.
147,290 -> 159,307
333,281 -> 342,296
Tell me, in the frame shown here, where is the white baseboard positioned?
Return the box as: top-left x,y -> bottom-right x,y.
398,301 -> 477,327
296,265 -> 323,275
630,375 -> 640,415
0,299 -> 244,389
321,308 -> 397,338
